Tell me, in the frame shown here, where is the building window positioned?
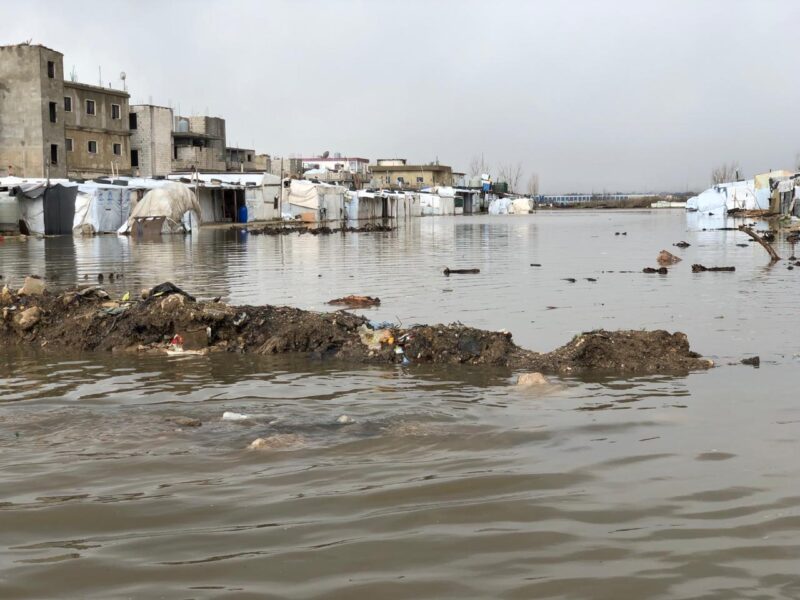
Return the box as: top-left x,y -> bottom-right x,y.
247,154 -> 252,162
47,61 -> 55,78
111,104 -> 121,120
88,140 -> 98,154
49,102 -> 57,123
397,176 -> 405,185
416,176 -> 424,183
113,143 -> 121,156
131,149 -> 139,167
173,146 -> 178,160
66,138 -> 73,152
50,144 -> 58,165
86,99 -> 96,115
64,96 -> 72,112
129,113 -> 137,130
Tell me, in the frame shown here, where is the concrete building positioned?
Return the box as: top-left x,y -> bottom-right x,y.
129,104 -> 174,177
172,115 -> 226,172
301,154 -> 370,177
62,81 -> 131,178
0,43 -> 131,179
226,147 -> 258,172
268,157 -> 303,178
370,158 -> 453,190
0,43 -> 67,178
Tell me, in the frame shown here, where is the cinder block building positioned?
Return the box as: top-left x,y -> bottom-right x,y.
0,42 -> 131,179
172,115 -> 227,172
129,104 -> 174,177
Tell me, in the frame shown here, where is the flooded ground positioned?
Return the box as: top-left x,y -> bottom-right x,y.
2,210 -> 800,599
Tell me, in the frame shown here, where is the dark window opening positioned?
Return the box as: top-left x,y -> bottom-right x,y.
66,138 -> 73,152
64,96 -> 72,112
173,145 -> 178,160
49,102 -> 57,123
129,113 -> 137,130
88,140 -> 97,154
86,99 -> 96,115
47,61 -> 55,78
50,144 -> 58,165
113,143 -> 121,156
111,104 -> 121,120
131,149 -> 139,167
247,154 -> 252,162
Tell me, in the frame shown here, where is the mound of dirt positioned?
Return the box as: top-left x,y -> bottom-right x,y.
0,281 -> 713,376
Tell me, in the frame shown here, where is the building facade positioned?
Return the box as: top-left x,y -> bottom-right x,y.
0,43 -> 131,179
301,155 -> 370,177
129,104 -> 173,177
0,43 -> 67,177
62,81 -> 131,178
172,115 -> 226,172
370,158 -> 453,190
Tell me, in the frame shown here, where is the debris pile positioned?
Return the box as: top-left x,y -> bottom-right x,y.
0,279 -> 713,375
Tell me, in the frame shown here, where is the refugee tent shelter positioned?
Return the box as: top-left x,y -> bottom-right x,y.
285,180 -> 347,222
0,176 -> 23,232
686,187 -> 727,212
72,182 -> 139,235
168,173 -> 281,223
488,196 -> 513,214
118,182 -> 202,235
418,187 -> 456,216
13,180 -> 79,235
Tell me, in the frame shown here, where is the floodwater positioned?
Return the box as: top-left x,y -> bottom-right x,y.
2,210 -> 800,599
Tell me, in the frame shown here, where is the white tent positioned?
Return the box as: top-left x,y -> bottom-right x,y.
118,182 -> 202,234
418,188 -> 455,216
686,180 -> 760,213
285,179 -> 347,222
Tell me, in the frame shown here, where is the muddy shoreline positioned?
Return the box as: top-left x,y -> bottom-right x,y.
1,280 -> 713,375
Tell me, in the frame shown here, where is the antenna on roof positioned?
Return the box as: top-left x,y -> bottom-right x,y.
69,66 -> 77,82
120,71 -> 127,92
98,66 -> 102,86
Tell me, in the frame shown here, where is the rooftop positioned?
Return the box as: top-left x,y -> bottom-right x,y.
64,80 -> 129,98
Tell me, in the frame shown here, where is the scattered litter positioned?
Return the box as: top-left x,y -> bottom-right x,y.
146,282 -> 196,302
328,295 -> 381,308
223,411 -> 251,422
336,415 -> 354,424
358,324 -> 394,350
692,264 -> 735,272
673,241 -> 691,248
741,356 -> 760,367
516,372 -> 549,386
530,263 -> 542,267
643,267 -> 668,274
657,250 -> 682,265
563,278 -> 576,283
443,268 -> 480,275
233,312 -> 249,326
248,434 -> 303,450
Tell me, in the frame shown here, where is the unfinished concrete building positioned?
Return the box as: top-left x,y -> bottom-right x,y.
129,104 -> 174,177
172,115 -> 226,172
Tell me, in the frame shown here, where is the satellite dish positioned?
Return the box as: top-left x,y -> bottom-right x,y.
322,150 -> 330,158
120,71 -> 126,80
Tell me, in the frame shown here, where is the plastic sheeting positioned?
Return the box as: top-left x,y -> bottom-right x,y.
118,182 -> 202,234
73,184 -> 135,235
418,192 -> 455,216
687,180 -> 763,213
285,180 -> 346,221
686,188 -> 727,212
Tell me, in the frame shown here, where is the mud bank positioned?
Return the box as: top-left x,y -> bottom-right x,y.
0,281 -> 712,375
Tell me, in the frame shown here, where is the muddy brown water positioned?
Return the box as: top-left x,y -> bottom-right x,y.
2,210 -> 800,599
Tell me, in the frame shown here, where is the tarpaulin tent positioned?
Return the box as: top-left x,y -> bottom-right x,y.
13,180 -> 78,235
168,173 -> 281,223
285,179 -> 346,222
118,182 -> 202,235
72,183 -> 136,235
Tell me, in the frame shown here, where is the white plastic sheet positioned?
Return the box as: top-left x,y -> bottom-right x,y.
118,182 -> 202,234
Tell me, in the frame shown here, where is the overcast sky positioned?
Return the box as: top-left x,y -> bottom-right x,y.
5,0 -> 800,192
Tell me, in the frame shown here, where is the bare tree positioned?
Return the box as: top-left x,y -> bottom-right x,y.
526,173 -> 539,197
711,161 -> 740,185
469,155 -> 490,177
794,153 -> 800,172
497,162 -> 524,193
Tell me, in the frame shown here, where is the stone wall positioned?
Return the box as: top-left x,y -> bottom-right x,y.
130,105 -> 173,177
